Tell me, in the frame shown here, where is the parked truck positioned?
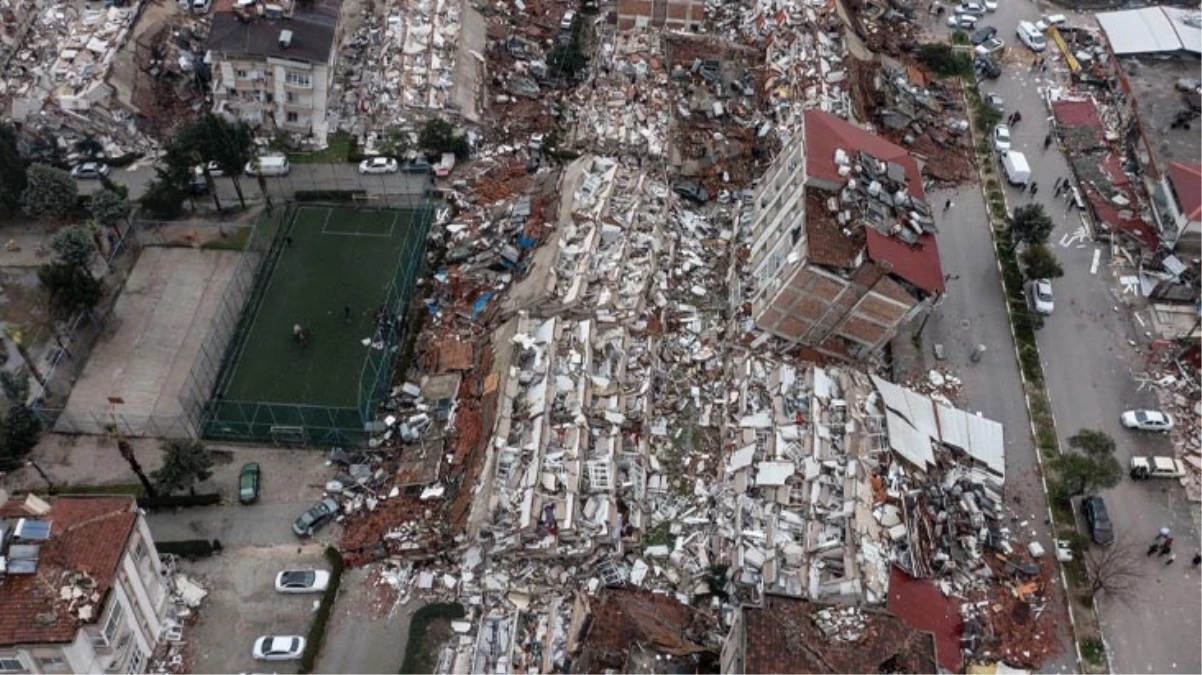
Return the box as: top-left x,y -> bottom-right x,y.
1129,456 -> 1186,480
435,152 -> 457,177
1001,150 -> 1031,186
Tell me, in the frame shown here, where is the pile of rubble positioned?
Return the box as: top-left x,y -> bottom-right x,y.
149,554 -> 210,674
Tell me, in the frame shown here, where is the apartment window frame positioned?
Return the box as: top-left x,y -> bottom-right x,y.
285,91 -> 297,104
286,111 -> 300,123
36,656 -> 66,671
102,600 -> 125,645
235,69 -> 249,79
0,656 -> 25,673
284,71 -> 312,88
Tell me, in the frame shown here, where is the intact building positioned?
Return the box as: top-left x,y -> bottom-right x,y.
616,0 -> 707,31
0,495 -> 169,674
748,110 -> 944,361
206,0 -> 344,146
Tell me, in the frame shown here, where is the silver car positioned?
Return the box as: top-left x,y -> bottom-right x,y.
70,162 -> 110,179
1120,409 -> 1174,432
1032,279 -> 1054,315
292,498 -> 339,537
358,156 -> 399,175
252,636 -> 305,661
275,569 -> 331,593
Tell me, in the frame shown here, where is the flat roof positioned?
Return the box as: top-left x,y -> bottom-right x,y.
1120,57 -> 1202,171
1096,7 -> 1202,55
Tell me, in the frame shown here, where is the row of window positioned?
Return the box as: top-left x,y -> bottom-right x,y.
0,654 -> 64,673
233,69 -> 313,88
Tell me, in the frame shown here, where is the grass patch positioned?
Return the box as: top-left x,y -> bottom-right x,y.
287,132 -> 355,164
201,225 -> 252,251
298,547 -> 345,673
401,602 -> 466,674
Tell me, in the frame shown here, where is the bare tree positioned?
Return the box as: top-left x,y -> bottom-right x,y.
1083,541 -> 1143,606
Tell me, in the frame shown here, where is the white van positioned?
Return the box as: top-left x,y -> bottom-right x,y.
1016,21 -> 1046,51
1001,150 -> 1031,186
245,155 -> 290,177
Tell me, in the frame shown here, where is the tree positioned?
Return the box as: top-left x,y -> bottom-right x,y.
199,115 -> 254,209
151,439 -> 213,495
1010,204 -> 1054,248
1020,243 -> 1065,280
38,263 -> 102,315
0,371 -> 41,463
1083,541 -> 1143,605
917,43 -> 972,78
0,124 -> 27,217
419,118 -> 470,159
377,127 -> 413,159
111,432 -> 157,498
89,189 -> 131,236
163,133 -> 223,213
140,174 -> 187,219
1052,428 -> 1122,501
21,164 -> 78,220
50,226 -> 96,269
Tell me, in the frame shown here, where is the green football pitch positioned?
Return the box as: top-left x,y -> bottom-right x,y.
219,205 -> 421,408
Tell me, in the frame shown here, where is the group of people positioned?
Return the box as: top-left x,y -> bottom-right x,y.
1146,527 -> 1202,567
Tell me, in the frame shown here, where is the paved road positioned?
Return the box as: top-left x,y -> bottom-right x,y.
79,162 -> 432,204
958,1 -> 1202,673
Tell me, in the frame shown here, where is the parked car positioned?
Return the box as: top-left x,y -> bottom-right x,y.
252,636 -> 306,661
292,498 -> 339,537
238,462 -> 260,504
1120,409 -> 1174,432
983,91 -> 1004,111
193,161 -> 224,177
70,162 -> 110,179
971,25 -> 997,45
358,156 -> 399,175
1035,13 -> 1066,31
947,13 -> 979,28
244,155 -> 290,177
401,157 -> 432,174
976,58 -> 1002,80
1031,278 -> 1054,314
975,38 -> 1005,56
1129,456 -> 1186,480
1175,77 -> 1202,93
956,2 -> 987,15
671,179 -> 710,204
1016,20 -> 1047,51
992,124 -> 1011,153
1081,496 -> 1114,546
560,9 -> 576,30
983,0 -> 997,10
275,569 -> 331,593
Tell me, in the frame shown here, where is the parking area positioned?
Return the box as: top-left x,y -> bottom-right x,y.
316,567 -> 418,674
175,544 -> 329,674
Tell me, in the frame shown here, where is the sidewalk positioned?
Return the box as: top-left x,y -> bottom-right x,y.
0,434 -> 164,493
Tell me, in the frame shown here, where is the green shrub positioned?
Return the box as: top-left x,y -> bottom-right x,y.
951,30 -> 970,45
401,602 -> 466,674
298,547 -> 345,673
294,189 -> 367,202
137,492 -> 221,509
1080,637 -> 1106,665
157,539 -> 222,558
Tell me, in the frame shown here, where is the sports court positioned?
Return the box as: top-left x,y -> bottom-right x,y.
201,203 -> 430,443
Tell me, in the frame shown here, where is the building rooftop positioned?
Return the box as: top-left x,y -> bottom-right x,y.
804,109 -> 924,200
865,229 -> 945,295
742,594 -> 938,674
207,0 -> 343,64
1166,161 -> 1202,221
0,496 -> 137,646
1119,56 -> 1202,171
1095,6 -> 1202,56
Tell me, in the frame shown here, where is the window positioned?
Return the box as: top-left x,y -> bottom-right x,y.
0,657 -> 24,673
103,601 -> 125,644
125,648 -> 145,675
133,540 -> 147,563
286,112 -> 299,123
36,656 -> 65,670
285,91 -> 297,104
235,69 -> 249,79
284,71 -> 311,88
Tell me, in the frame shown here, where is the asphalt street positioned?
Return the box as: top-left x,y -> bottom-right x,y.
930,1 -> 1201,672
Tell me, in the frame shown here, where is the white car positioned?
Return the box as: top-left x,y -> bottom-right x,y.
957,2 -> 987,15
948,13 -> 979,28
1121,409 -> 1174,432
194,161 -> 224,177
70,162 -> 110,179
275,569 -> 331,593
358,157 -> 399,175
1032,279 -> 1054,314
252,636 -> 305,661
992,124 -> 1011,153
983,0 -> 997,10
1035,13 -> 1066,31
975,38 -> 1005,56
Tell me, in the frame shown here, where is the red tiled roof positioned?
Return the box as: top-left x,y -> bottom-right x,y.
804,110 -> 925,199
0,497 -> 138,646
1166,161 -> 1202,221
1085,191 -> 1161,247
1051,99 -> 1104,132
743,594 -> 938,674
865,229 -> 946,295
887,567 -> 963,674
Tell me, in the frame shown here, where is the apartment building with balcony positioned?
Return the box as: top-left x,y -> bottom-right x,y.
1152,161 -> 1202,255
0,495 -> 169,674
747,110 -> 945,362
206,0 -> 344,146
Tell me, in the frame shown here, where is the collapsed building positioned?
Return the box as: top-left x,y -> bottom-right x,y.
746,109 -> 945,363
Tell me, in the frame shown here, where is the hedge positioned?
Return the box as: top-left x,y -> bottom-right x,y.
298,547 -> 345,674
137,492 -> 221,509
157,539 -> 222,558
295,189 -> 367,202
400,602 -> 466,674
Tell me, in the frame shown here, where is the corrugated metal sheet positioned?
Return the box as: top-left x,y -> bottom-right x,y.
1096,7 -> 1202,55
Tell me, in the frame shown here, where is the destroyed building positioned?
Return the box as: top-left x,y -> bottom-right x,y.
617,0 -> 708,32
206,0 -> 343,145
1152,161 -> 1202,255
720,594 -> 938,674
747,109 -> 945,362
0,494 -> 169,674
567,589 -> 717,674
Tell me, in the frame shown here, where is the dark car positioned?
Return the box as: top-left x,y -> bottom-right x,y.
238,462 -> 261,504
401,158 -> 432,174
971,25 -> 997,45
671,179 -> 710,204
975,56 -> 1002,80
1081,496 -> 1114,546
292,498 -> 339,537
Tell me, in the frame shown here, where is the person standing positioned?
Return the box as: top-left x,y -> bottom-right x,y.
1192,552 -> 1201,567
1029,182 -> 1038,196
944,199 -> 953,213
1044,134 -> 1053,150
